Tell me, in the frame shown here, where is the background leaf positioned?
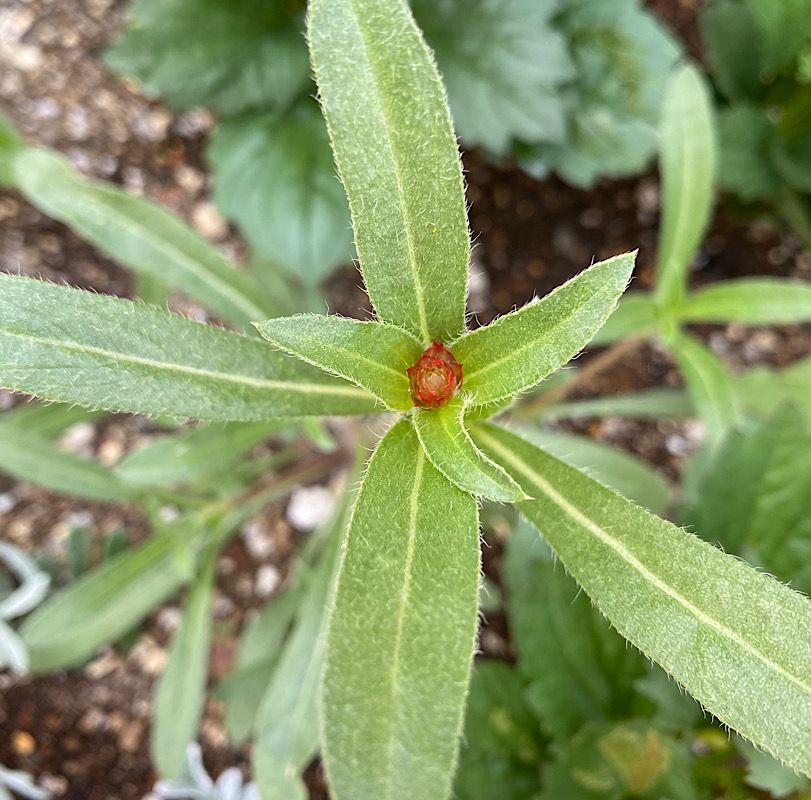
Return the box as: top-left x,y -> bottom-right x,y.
591,293 -> 657,346
308,0 -> 470,343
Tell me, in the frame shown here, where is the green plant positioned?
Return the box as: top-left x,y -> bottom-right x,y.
2,3 -> 811,799
104,0 -> 678,288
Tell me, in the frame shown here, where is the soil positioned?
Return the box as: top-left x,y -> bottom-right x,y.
1,1 -> 810,799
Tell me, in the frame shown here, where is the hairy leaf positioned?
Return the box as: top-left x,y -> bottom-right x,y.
152,549 -> 215,779
474,423 -> 811,778
308,0 -> 470,343
13,149 -> 272,329
679,278 -> 811,324
106,0 -> 309,115
412,398 -> 526,502
452,253 -> 634,407
0,421 -> 136,502
413,0 -> 572,154
591,293 -> 656,346
655,64 -> 716,310
322,420 -> 480,800
0,274 -> 379,420
256,315 -> 422,410
209,105 -> 354,285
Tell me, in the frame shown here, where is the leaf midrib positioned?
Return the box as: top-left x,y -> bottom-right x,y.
2,328 -> 373,399
476,426 -> 811,700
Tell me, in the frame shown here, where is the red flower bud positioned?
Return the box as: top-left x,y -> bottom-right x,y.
406,341 -> 463,409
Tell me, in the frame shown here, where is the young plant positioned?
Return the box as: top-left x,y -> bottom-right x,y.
1,3 -> 810,799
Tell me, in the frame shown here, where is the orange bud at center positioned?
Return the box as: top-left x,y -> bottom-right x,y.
407,341 -> 463,409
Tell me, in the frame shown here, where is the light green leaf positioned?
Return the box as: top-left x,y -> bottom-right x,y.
253,506 -> 346,800
152,548 -> 215,779
672,333 -> 739,447
0,619 -> 28,673
412,397 -> 526,502
590,293 -> 657,346
0,421 -> 138,502
655,64 -> 716,310
732,355 -> 811,424
106,0 -> 309,115
517,428 -> 671,514
256,314 -> 422,410
308,0 -> 470,343
474,422 -> 811,779
540,387 -> 693,422
0,402 -> 103,437
116,422 -> 282,487
0,111 -> 25,187
209,105 -> 354,285
679,278 -> 811,324
737,737 -> 810,798
452,253 -> 635,408
412,0 -> 573,154
0,274 -> 379,420
322,420 -> 480,800
20,518 -> 203,671
12,149 -> 272,329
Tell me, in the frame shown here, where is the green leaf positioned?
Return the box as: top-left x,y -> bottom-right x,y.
0,402 -> 103,437
20,518 -> 203,671
744,0 -> 811,75
115,422 -> 282,487
256,315 -> 422,410
412,0 -> 573,154
152,547 -> 215,779
737,737 -> 810,798
655,64 -> 717,310
12,149 -> 272,329
412,397 -> 527,502
253,507 -> 346,800
452,253 -> 634,408
679,278 -> 811,324
209,105 -> 354,285
308,0 -> 470,343
590,293 -> 657,346
540,388 -> 693,422
474,422 -> 811,779
0,111 -> 25,187
322,420 -> 480,800
0,421 -> 138,502
672,333 -> 739,448
105,0 -> 309,115
517,428 -> 671,514
504,520 -> 646,739
732,355 -> 811,425
0,274 -> 379,420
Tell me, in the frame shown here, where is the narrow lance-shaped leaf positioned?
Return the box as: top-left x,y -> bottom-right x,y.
452,253 -> 635,408
412,397 -> 527,502
308,0 -> 470,343
672,332 -> 739,448
322,420 -> 480,800
654,64 -> 717,310
678,278 -> 811,324
256,314 -> 422,410
12,148 -> 273,329
590,293 -> 657,346
473,423 -> 811,778
152,546 -> 216,779
0,274 -> 379,421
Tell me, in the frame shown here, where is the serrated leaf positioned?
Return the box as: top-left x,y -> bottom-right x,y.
308,0 -> 470,343
322,420 -> 480,800
209,105 -> 354,285
516,428 -> 671,514
672,333 -> 739,448
20,518 -> 204,671
452,253 -> 634,408
679,278 -> 811,324
0,274 -> 379,420
590,293 -> 657,346
256,315 -> 422,410
474,422 -> 811,779
412,397 -> 526,502
12,149 -> 272,329
0,421 -> 136,502
116,422 -> 282,487
412,0 -> 572,154
152,548 -> 216,779
655,64 -> 716,310
106,0 -> 309,115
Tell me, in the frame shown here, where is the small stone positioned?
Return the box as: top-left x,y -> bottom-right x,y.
255,564 -> 281,598
192,201 -> 228,240
60,422 -> 95,455
241,519 -> 275,560
286,485 -> 334,532
132,109 -> 172,142
130,635 -> 167,676
12,730 -> 36,756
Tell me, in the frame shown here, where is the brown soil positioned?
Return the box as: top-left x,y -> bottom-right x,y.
1,1 -> 810,799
